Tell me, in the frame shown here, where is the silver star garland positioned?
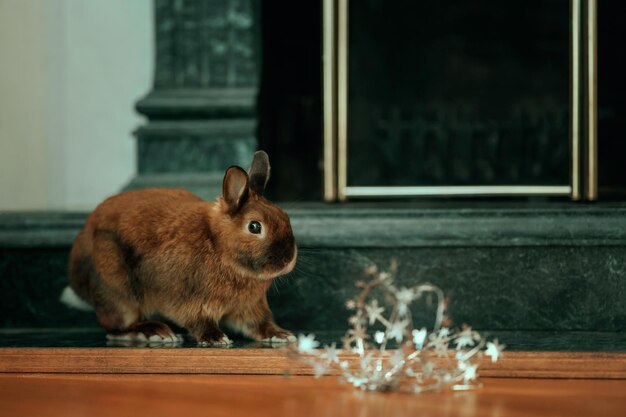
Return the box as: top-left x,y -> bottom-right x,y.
289,261 -> 505,393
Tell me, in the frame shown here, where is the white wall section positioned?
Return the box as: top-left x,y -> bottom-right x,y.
0,0 -> 153,210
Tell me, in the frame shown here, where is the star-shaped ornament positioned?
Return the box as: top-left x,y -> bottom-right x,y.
387,319 -> 409,343
297,333 -> 319,354
485,339 -> 505,363
365,299 -> 385,325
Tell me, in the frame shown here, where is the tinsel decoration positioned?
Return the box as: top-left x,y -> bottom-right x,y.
289,261 -> 504,393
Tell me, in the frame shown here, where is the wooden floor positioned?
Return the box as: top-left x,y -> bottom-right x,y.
0,374 -> 624,417
1,348 -> 625,378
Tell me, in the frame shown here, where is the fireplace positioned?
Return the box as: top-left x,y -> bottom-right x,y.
320,0 -> 625,201
256,0 -> 626,202
131,0 -> 625,203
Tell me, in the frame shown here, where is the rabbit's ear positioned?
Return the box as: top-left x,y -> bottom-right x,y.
222,166 -> 249,213
248,150 -> 271,195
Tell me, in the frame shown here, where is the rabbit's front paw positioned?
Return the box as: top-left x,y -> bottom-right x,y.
261,329 -> 296,343
107,320 -> 182,344
198,334 -> 233,347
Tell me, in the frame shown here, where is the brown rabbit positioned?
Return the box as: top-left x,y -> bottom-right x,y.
62,151 -> 297,345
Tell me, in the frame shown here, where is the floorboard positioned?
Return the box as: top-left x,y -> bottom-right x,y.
0,374 -> 624,417
1,348 -> 625,378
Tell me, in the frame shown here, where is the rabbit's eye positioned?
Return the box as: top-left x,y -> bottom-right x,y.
248,220 -> 262,234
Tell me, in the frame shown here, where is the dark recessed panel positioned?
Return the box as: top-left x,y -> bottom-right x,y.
348,0 -> 570,187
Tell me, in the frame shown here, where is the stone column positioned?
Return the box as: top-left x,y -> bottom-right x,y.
126,0 -> 258,200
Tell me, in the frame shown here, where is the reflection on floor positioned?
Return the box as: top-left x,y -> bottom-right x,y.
1,328 -> 625,351
0,374 -> 625,417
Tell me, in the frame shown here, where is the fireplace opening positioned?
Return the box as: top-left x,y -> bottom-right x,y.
598,0 -> 626,198
256,0 -> 625,202
256,0 -> 323,202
